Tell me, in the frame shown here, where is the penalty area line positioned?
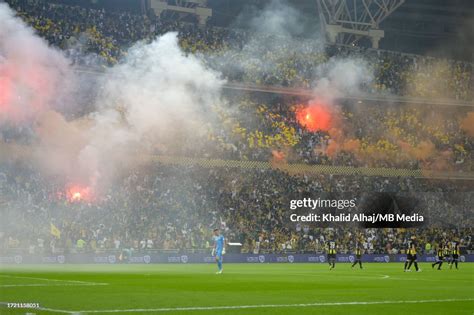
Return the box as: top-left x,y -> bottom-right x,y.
72,298 -> 474,313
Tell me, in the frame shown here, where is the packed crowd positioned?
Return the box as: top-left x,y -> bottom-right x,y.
1,162 -> 472,255
206,95 -> 473,171
4,0 -> 474,100
2,91 -> 471,172
1,0 -> 472,257
3,0 -> 473,171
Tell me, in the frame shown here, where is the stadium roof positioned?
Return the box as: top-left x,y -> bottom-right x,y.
209,0 -> 474,61
33,0 -> 474,61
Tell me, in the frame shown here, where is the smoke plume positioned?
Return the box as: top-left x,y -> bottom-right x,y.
1,3 -> 224,194
0,3 -> 70,123
74,33 -> 224,187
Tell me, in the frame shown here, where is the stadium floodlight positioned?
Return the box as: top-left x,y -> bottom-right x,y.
316,0 -> 405,48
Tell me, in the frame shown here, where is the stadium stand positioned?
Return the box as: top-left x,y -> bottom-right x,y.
1,162 -> 472,255
0,0 -> 472,257
5,0 -> 473,100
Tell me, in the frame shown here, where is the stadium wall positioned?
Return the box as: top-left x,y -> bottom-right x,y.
1,253 -> 473,264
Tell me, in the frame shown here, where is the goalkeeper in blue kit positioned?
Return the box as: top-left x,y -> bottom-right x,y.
212,228 -> 225,274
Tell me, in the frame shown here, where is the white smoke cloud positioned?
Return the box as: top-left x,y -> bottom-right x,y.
72,33 -> 224,187
100,33 -> 223,138
248,0 -> 304,37
1,3 -> 224,192
312,58 -> 373,102
0,3 -> 71,123
209,0 -> 325,86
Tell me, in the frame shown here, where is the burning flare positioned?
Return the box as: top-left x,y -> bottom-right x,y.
66,184 -> 93,203
295,102 -> 332,132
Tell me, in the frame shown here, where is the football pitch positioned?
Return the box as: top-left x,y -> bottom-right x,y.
0,263 -> 473,315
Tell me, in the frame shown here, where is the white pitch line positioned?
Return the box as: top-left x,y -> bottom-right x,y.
1,298 -> 472,314
70,298 -> 474,313
0,275 -> 108,285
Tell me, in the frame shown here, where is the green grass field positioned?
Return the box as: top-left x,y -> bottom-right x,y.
0,263 -> 473,315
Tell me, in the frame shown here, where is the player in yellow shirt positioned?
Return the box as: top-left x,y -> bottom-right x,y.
404,240 -> 421,272
450,241 -> 460,270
